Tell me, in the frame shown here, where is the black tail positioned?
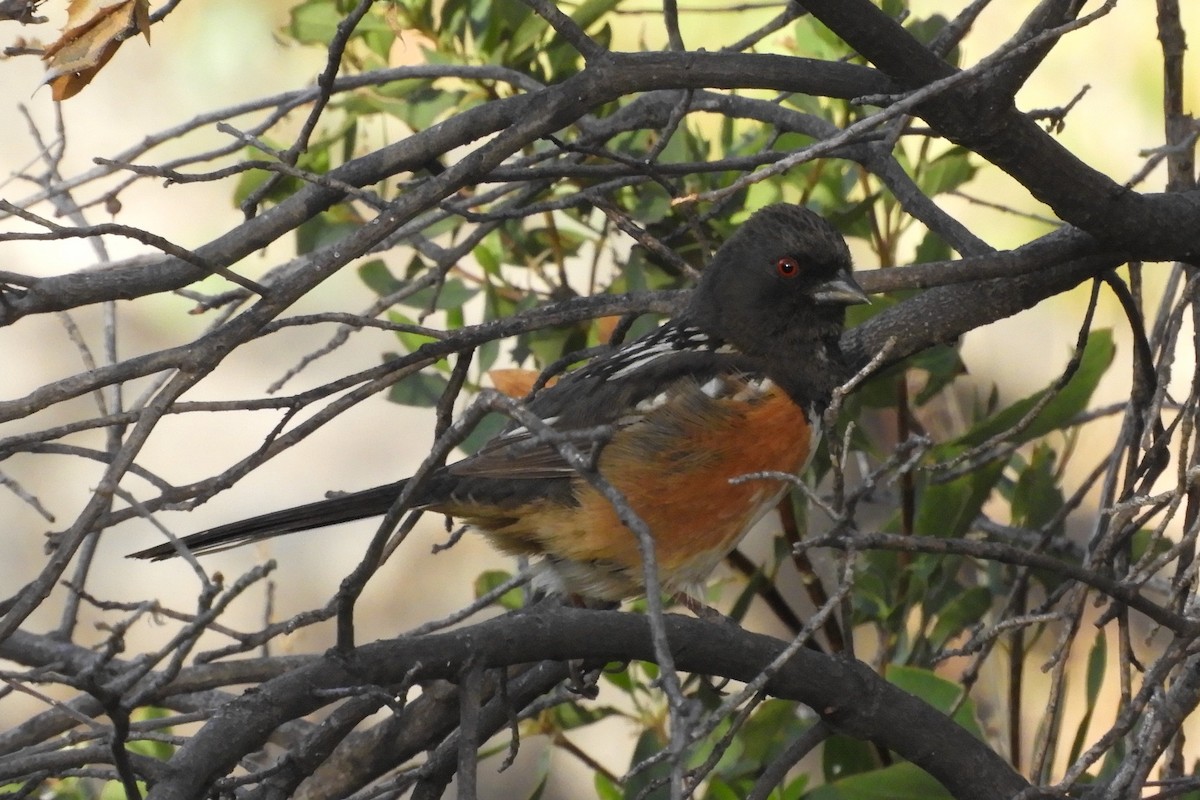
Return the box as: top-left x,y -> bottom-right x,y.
128,481 -> 407,561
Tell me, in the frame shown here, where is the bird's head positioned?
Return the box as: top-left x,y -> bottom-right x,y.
686,204 -> 868,407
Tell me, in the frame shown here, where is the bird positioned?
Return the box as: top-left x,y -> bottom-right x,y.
130,204 -> 868,603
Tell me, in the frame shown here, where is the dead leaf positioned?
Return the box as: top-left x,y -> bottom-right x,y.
594,315 -> 621,344
42,0 -> 150,100
488,368 -> 557,398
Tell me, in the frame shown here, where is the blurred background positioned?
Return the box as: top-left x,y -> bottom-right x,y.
2,1 -> 1198,796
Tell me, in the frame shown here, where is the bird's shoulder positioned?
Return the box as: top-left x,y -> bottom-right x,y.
532,321 -> 757,419
448,321 -> 776,480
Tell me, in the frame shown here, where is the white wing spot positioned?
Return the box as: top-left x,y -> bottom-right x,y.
497,416 -> 559,442
607,341 -> 677,379
731,376 -> 774,402
699,376 -> 725,398
634,392 -> 670,412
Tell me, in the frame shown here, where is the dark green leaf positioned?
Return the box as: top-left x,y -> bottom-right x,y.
387,369 -> 449,407
705,778 -> 743,800
1011,444 -> 1063,531
1130,528 -> 1173,562
295,207 -> 360,255
927,586 -> 991,653
808,762 -> 953,799
457,412 -> 511,456
550,702 -> 620,731
358,260 -> 404,297
626,728 -> 671,800
232,145 -> 306,207
1067,631 -> 1107,764
886,664 -> 984,739
914,229 -> 953,263
919,147 -> 977,196
957,329 -> 1115,447
910,343 -> 967,406
914,448 -> 1005,539
822,734 -> 878,782
569,0 -> 622,32
601,663 -> 635,692
906,14 -> 960,66
733,700 -> 808,771
385,312 -> 442,355
394,278 -> 479,312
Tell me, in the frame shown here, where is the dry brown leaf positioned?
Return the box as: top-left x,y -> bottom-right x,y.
42,0 -> 150,100
488,368 -> 558,399
594,315 -> 621,344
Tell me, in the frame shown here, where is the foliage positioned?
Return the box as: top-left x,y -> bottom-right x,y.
1,0 -> 1198,799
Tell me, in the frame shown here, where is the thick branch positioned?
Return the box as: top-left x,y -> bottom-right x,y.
800,0 -> 1200,260
143,608 -> 1044,800
0,52 -> 890,327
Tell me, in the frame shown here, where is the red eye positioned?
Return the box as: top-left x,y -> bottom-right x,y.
776,257 -> 800,278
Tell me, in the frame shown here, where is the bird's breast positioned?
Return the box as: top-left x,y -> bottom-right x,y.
536,377 -> 815,599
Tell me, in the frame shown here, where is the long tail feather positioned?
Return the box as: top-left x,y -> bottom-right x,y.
128,481 -> 406,561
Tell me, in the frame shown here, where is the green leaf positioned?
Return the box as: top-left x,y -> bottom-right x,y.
1130,527 -> 1173,562
906,14 -> 961,67
886,664 -> 985,739
808,762 -> 952,799
340,118 -> 358,163
508,10 -> 551,58
914,449 -> 1005,539
736,700 -> 806,766
457,412 -> 512,456
1010,444 -> 1063,531
957,329 -> 1115,447
781,774 -> 810,800
393,86 -> 470,130
473,569 -> 526,610
595,771 -> 623,800
791,15 -> 846,62
524,325 -> 579,368
927,586 -> 991,653
823,734 -> 878,782
385,312 -> 442,355
358,260 -> 404,296
232,146 -> 305,207
474,236 -> 504,273
395,278 -> 479,312
387,369 -> 449,407
295,206 -> 360,256
288,0 -> 342,45
569,0 -> 622,33
287,0 -> 394,46
601,663 -> 635,692
919,147 -> 977,196
550,701 -> 619,731
909,343 -> 967,406
478,0 -> 531,52
626,728 -> 671,800
101,779 -> 148,800
915,229 -> 953,263
128,706 -> 175,759
706,778 -> 743,800
1068,631 -> 1107,764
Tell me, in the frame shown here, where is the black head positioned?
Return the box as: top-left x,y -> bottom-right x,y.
684,204 -> 868,408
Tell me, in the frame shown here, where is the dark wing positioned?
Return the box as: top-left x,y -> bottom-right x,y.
447,322 -> 759,482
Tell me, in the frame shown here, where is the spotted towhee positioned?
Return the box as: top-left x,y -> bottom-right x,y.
131,204 -> 868,602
